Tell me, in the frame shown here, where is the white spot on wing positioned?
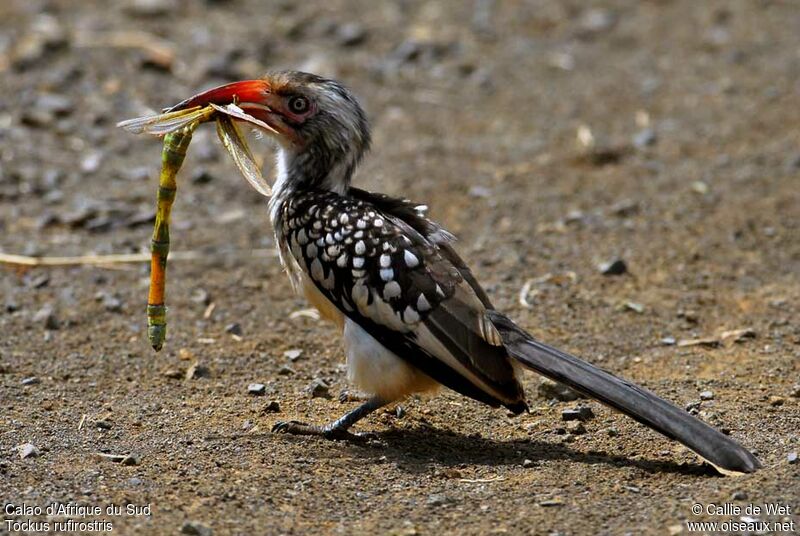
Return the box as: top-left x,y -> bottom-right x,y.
383,281 -> 401,299
310,258 -> 324,281
404,250 -> 419,268
379,254 -> 391,268
321,270 -> 335,290
380,268 -> 394,281
355,240 -> 366,254
351,282 -> 369,309
417,294 -> 431,311
403,306 -> 420,324
297,229 -> 308,245
353,256 -> 364,268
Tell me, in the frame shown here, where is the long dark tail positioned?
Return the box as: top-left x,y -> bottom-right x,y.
486,311 -> 761,475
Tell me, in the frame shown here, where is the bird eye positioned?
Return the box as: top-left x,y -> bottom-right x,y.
288,95 -> 310,114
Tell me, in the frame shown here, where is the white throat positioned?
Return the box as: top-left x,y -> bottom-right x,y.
268,146 -> 353,227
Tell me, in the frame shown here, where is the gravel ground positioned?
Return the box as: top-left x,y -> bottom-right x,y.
1,1 -> 798,535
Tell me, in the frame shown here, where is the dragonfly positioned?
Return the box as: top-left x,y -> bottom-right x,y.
118,80 -> 278,351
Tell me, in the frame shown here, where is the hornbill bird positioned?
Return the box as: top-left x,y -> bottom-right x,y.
177,71 -> 760,474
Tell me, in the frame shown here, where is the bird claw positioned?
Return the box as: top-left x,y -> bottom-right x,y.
271,420 -> 311,434
271,420 -> 378,443
338,389 -> 370,404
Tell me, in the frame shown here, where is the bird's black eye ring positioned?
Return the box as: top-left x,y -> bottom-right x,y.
288,95 -> 310,114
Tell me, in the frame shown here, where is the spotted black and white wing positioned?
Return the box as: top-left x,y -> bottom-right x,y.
279,190 -> 527,412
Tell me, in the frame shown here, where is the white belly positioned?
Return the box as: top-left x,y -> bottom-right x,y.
296,271 -> 438,401
344,318 -> 439,401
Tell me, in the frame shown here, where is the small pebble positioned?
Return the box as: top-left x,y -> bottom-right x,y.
699,390 -> 714,401
768,396 -> 784,407
33,305 -> 59,330
609,199 -> 639,217
225,323 -> 243,336
28,274 -> 50,288
335,23 -> 367,47
126,0 -> 178,17
427,494 -> 450,506
95,420 -> 112,430
102,294 -> 123,313
606,427 -> 619,437
17,443 -> 40,459
579,8 -> 615,33
731,491 -> 747,500
561,406 -> 594,422
35,93 -> 73,116
660,337 -> 676,346
80,152 -> 102,173
284,349 -> 303,361
162,369 -> 183,379
278,365 -> 294,376
790,384 -> 800,398
191,168 -> 215,184
264,401 -> 281,413
247,383 -> 266,396
121,455 -> 139,466
190,288 -> 211,305
538,378 -> 583,402
598,259 -> 628,276
469,185 -> 492,198
522,459 -> 536,468
180,521 -> 212,536
788,452 -> 798,465
566,421 -> 586,435
623,301 -> 644,314
685,401 -> 701,414
21,377 -> 41,386
308,379 -> 331,399
185,363 -> 208,380
539,498 -> 564,507
632,128 -> 657,148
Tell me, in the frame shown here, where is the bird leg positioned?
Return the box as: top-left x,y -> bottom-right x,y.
272,396 -> 388,441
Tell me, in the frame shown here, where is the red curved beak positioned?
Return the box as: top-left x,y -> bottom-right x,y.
165,79 -> 300,145
166,80 -> 272,112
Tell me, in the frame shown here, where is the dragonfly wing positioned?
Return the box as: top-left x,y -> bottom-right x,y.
117,106 -> 211,136
215,114 -> 272,197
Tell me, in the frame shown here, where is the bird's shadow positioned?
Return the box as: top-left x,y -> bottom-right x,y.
259,424 -> 717,477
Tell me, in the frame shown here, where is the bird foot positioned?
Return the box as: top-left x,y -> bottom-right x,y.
272,420 -> 378,442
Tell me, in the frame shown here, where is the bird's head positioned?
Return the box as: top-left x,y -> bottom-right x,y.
169,70 -> 371,194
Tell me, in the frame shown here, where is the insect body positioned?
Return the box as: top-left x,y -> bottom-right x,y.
118,83 -> 275,350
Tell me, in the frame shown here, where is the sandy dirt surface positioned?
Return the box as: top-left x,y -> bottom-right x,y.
1,0 -> 799,534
